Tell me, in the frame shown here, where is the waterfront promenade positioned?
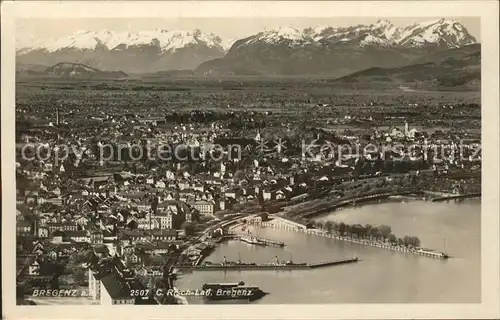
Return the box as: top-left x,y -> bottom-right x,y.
254,217 -> 449,259
289,188 -> 481,219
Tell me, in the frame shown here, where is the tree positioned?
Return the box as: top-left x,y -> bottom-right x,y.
402,236 -> 411,247
351,224 -> 364,239
345,224 -> 353,239
406,236 -> 421,248
397,237 -> 404,246
127,220 -> 139,230
338,222 -> 346,236
378,225 -> 392,242
364,224 -> 373,240
182,222 -> 195,237
357,224 -> 367,239
413,237 -> 421,248
324,221 -> 333,233
388,234 -> 397,244
315,221 -> 324,230
332,222 -> 340,234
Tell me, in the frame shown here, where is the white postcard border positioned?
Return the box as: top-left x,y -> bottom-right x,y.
2,1 -> 499,319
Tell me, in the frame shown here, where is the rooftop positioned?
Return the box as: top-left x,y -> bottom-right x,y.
100,273 -> 134,300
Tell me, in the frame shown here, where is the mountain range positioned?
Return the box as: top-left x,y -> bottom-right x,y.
16,18 -> 478,76
332,44 -> 480,90
16,62 -> 128,78
17,29 -> 227,73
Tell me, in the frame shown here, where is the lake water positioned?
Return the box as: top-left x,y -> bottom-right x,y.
175,200 -> 481,304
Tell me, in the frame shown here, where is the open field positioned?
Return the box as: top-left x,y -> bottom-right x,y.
16,77 -> 480,138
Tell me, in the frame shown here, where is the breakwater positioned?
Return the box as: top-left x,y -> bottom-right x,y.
173,257 -> 358,271
256,218 -> 449,259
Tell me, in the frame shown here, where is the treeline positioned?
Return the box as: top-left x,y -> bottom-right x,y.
313,221 -> 421,248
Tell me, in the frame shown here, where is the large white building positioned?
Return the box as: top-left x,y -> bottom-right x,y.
191,200 -> 216,216
88,268 -> 135,305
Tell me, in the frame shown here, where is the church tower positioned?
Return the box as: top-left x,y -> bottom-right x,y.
56,106 -> 60,126
254,128 -> 262,142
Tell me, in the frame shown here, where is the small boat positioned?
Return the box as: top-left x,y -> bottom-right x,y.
264,255 -> 308,267
240,235 -> 266,246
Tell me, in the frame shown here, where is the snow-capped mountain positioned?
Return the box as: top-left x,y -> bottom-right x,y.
16,29 -> 226,73
198,19 -> 478,76
17,19 -> 478,75
396,19 -> 477,47
17,29 -> 225,54
221,38 -> 238,51
229,19 -> 476,50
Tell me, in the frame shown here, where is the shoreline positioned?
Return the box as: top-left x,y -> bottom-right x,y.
285,191 -> 480,219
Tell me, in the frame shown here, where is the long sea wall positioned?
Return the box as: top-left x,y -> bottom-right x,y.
255,218 -> 448,259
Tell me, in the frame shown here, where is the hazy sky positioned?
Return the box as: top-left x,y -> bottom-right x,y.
16,17 -> 480,45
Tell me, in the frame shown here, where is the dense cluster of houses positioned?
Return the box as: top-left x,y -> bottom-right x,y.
15,108 -> 481,304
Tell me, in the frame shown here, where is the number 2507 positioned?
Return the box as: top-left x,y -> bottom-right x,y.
130,289 -> 150,297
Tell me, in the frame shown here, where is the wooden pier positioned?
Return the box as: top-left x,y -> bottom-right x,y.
307,257 -> 359,268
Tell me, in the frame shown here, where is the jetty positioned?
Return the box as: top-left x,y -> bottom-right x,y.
173,257 -> 358,271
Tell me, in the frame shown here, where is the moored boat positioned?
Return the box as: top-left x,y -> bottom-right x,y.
202,281 -> 268,301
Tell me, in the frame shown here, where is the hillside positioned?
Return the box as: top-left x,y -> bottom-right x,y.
411,43 -> 481,64
332,45 -> 480,90
20,62 -> 128,78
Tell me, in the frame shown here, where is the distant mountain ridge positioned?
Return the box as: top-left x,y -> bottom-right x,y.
17,62 -> 128,78
332,44 -> 480,90
16,19 -> 478,75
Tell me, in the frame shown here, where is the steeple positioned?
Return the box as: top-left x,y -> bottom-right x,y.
254,128 -> 262,142
56,106 -> 60,126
